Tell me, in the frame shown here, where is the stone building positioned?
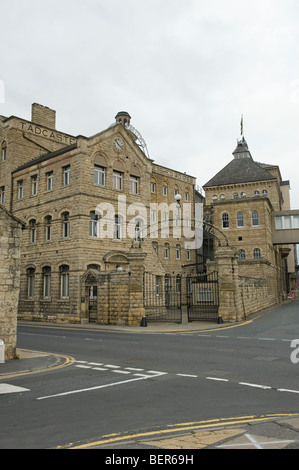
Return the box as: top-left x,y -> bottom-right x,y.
203,136 -> 296,310
0,104 -> 198,325
0,205 -> 24,359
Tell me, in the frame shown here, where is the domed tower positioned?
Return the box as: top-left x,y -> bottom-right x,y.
115,111 -> 131,126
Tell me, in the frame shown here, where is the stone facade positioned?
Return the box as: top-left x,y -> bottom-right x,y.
0,205 -> 24,359
0,104 -> 197,325
203,136 -> 295,319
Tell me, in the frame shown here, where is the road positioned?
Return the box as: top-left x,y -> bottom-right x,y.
1,299 -> 299,449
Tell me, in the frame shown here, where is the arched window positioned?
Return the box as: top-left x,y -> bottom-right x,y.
1,141 -> 6,161
237,212 -> 244,228
27,268 -> 35,298
233,193 -> 238,199
176,244 -> 181,260
241,192 -> 246,198
262,189 -> 268,197
62,212 -> 70,238
89,211 -> 98,237
222,213 -> 229,229
253,248 -> 261,259
164,243 -> 170,259
254,190 -> 260,197
239,249 -> 246,260
29,219 -> 37,243
45,215 -> 52,241
134,219 -> 143,241
60,265 -> 69,298
152,241 -> 158,254
43,266 -> 51,298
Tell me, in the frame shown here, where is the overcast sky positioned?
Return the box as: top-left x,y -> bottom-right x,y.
1,0 -> 299,208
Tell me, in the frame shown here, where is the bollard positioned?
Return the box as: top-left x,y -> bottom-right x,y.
0,340 -> 5,363
140,316 -> 147,327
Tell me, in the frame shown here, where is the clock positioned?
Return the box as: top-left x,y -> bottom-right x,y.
114,138 -> 124,151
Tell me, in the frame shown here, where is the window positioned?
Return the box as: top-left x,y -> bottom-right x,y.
162,185 -> 168,196
134,219 -> 143,241
31,175 -> 38,195
114,215 -> 123,240
89,211 -> 98,237
262,189 -> 268,196
62,212 -> 70,238
237,212 -> 244,228
29,219 -> 37,243
46,171 -> 53,191
220,194 -> 225,200
152,241 -> 158,254
0,186 -> 4,204
176,275 -> 181,293
43,267 -> 51,298
241,192 -> 246,198
150,182 -> 156,193
252,210 -> 259,226
164,243 -> 170,259
212,195 -> 218,201
239,249 -> 246,260
94,165 -> 106,186
174,188 -> 179,197
254,190 -> 260,197
222,213 -> 229,229
253,248 -> 261,259
45,215 -> 52,241
1,142 -> 6,161
27,268 -> 35,298
233,193 -> 238,199
113,171 -> 123,190
130,175 -> 140,194
17,180 -> 23,200
60,265 -> 69,298
63,165 -> 71,186
184,192 -> 189,202
176,244 -> 181,260
186,245 -> 191,261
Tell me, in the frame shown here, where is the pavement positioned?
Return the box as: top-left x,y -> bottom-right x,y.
1,317 -> 299,449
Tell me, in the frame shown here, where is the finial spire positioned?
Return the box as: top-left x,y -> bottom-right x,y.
240,114 -> 243,136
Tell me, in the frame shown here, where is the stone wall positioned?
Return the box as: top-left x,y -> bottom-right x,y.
0,206 -> 23,359
208,245 -> 279,322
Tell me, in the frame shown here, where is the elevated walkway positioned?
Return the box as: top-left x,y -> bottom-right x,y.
272,210 -> 299,244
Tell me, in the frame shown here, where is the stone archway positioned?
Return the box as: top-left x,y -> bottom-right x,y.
80,268 -> 102,323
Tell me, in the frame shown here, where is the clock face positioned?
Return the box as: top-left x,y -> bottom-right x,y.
114,138 -> 123,151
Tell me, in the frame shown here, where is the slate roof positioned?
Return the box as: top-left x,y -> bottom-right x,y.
203,138 -> 277,188
203,158 -> 276,187
12,143 -> 77,173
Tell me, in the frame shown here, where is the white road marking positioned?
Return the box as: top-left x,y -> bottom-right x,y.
0,384 -> 30,394
206,377 -> 229,382
37,373 -> 167,400
177,374 -> 198,378
239,382 -> 272,390
278,388 -> 299,394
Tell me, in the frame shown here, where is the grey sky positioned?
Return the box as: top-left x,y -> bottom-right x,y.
1,0 -> 299,207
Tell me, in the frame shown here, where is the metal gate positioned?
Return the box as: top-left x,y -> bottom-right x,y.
187,272 -> 219,322
143,273 -> 182,323
88,286 -> 98,322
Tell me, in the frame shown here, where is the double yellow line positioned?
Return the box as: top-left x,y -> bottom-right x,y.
61,413 -> 298,449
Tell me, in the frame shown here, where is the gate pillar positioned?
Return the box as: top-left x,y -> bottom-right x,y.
127,248 -> 147,326
214,246 -> 243,322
